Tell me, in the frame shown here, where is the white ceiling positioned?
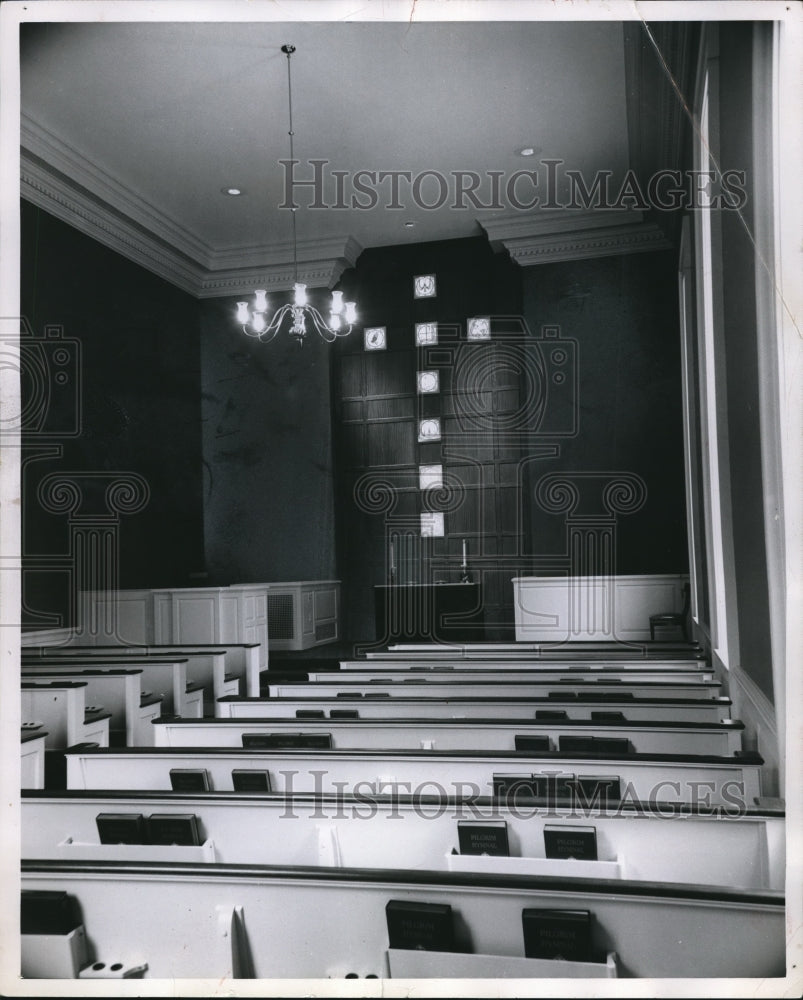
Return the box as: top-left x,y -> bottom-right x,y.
20,19 -> 630,243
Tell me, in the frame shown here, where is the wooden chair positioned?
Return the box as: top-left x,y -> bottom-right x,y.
650,582 -> 691,641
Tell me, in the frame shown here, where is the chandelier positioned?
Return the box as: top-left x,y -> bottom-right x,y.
236,44 -> 357,345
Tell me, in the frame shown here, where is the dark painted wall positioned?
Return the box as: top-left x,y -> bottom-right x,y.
523,250 -> 688,576
20,202 -> 205,627
331,236 -> 524,642
199,296 -> 337,585
718,23 -> 773,700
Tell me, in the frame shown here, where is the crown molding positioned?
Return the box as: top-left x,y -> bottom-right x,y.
21,115 -> 363,298
480,210 -> 673,266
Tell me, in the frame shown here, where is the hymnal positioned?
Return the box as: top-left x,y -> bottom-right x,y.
535,710 -> 569,721
559,735 -> 596,754
592,736 -> 632,754
231,769 -> 271,792
146,813 -> 201,846
543,824 -> 598,860
242,733 -> 333,749
96,812 -> 146,845
493,773 -> 541,801
539,773 -> 576,803
295,710 -> 326,719
385,900 -> 454,952
574,775 -> 622,805
169,768 -> 210,792
515,735 -> 551,753
522,908 -> 593,962
591,711 -> 626,722
457,821 -> 510,857
330,710 -> 359,719
548,691 -> 577,699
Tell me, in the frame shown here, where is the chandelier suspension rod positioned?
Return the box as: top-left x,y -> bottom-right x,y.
282,43 -> 299,286
236,42 -> 357,345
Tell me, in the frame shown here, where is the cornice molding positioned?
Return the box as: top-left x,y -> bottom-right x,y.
21,116 -> 364,298
480,210 -> 673,266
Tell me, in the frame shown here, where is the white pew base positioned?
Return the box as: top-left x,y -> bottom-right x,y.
387,947 -> 619,978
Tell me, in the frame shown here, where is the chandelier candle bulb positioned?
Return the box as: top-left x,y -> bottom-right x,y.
234,44 -> 358,345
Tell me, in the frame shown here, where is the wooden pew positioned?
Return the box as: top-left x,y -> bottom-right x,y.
20,860 -> 785,978
378,640 -> 706,660
23,642 -> 262,698
349,657 -> 711,672
370,640 -> 706,660
151,715 -> 745,756
21,726 -> 48,789
262,677 -> 725,701
217,694 -> 734,724
63,745 -> 765,806
21,682 -> 111,750
20,656 -> 202,719
22,789 -> 785,891
320,665 -> 717,682
21,668 -> 163,746
22,651 -> 234,714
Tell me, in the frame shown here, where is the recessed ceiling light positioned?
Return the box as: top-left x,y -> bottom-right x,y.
518,146 -> 541,157
404,221 -> 415,228
222,186 -> 244,196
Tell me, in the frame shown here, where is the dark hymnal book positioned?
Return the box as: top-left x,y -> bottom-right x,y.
543,824 -> 598,860
336,692 -> 363,698
591,711 -> 626,722
574,775 -> 622,805
592,736 -> 632,755
539,773 -> 576,803
548,691 -> 577,700
493,773 -> 542,801
169,768 -> 210,792
515,735 -> 551,753
535,710 -> 569,721
146,813 -> 201,846
242,733 -> 333,749
385,900 -> 454,952
364,692 -> 391,698
96,812 -> 146,845
295,710 -> 326,719
231,769 -> 271,792
457,821 -> 510,857
330,709 -> 359,719
559,735 -> 596,754
522,908 -> 593,962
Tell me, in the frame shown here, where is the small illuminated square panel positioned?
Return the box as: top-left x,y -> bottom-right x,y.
364,327 -> 387,351
420,511 -> 445,537
419,464 -> 443,490
418,418 -> 441,442
414,274 -> 437,299
417,370 -> 440,394
467,317 -> 491,341
415,322 -> 438,346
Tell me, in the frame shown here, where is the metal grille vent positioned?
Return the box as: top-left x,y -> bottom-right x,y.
267,594 -> 295,641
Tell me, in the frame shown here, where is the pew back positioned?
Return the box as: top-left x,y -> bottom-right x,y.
21,790 -> 784,891
21,861 -> 785,978
63,745 -> 764,806
217,695 -> 734,724
152,716 -> 745,756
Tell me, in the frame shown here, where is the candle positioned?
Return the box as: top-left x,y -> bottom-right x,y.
390,539 -> 396,572
462,538 -> 467,564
